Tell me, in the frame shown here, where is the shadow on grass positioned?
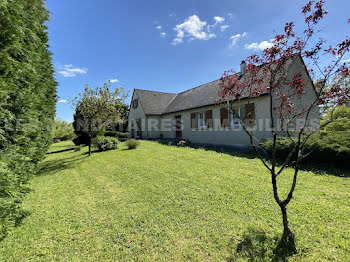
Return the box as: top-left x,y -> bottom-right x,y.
156,139 -> 258,159
0,207 -> 31,242
82,149 -> 100,155
38,153 -> 87,176
296,163 -> 350,178
47,148 -> 75,154
227,228 -> 297,262
155,139 -> 349,177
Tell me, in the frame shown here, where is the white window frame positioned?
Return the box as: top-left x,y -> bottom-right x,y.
197,112 -> 206,129
230,108 -> 246,128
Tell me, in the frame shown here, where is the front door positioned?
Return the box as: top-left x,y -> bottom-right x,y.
175,115 -> 182,138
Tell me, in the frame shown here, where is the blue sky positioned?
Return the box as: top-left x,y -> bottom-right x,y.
47,0 -> 350,122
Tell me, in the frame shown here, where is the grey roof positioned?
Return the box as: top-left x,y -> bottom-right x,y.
134,79 -> 226,115
162,79 -> 222,114
134,89 -> 176,115
135,56 -> 299,115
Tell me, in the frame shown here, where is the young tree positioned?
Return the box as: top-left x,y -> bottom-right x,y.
72,82 -> 128,155
218,0 -> 349,252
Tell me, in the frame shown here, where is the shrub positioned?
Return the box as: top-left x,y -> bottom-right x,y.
92,137 -> 119,152
125,139 -> 140,150
177,140 -> 189,147
52,119 -> 75,142
104,131 -> 129,139
262,132 -> 350,168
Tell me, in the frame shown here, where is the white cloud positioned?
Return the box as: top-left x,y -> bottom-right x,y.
172,15 -> 216,45
58,99 -> 67,103
213,16 -> 225,24
342,59 -> 350,63
220,25 -> 229,32
57,65 -> 88,77
230,32 -> 247,46
208,16 -> 225,31
160,32 -> 166,37
245,40 -> 273,51
156,25 -> 162,30
109,79 -> 119,83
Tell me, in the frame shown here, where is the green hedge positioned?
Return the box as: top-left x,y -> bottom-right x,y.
262,132 -> 350,169
0,0 -> 56,238
104,131 -> 129,139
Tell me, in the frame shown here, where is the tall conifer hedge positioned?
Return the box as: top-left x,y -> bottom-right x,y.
0,0 -> 56,238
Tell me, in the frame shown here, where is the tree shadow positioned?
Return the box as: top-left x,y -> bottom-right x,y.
155,139 -> 349,177
297,163 -> 350,178
227,228 -> 297,262
155,139 -> 258,159
82,149 -> 100,155
265,156 -> 350,178
37,153 -> 87,176
47,148 -> 75,154
0,205 -> 31,242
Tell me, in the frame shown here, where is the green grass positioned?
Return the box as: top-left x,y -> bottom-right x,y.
0,141 -> 349,261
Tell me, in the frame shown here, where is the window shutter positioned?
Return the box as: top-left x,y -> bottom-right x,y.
191,113 -> 197,129
245,103 -> 255,127
205,110 -> 213,128
220,108 -> 229,127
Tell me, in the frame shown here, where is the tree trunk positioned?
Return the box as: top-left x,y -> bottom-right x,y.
280,204 -> 292,236
278,203 -> 297,254
88,136 -> 92,156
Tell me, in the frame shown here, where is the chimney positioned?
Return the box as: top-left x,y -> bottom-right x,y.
240,60 -> 247,75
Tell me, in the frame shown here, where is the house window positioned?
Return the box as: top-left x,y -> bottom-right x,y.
231,107 -> 246,127
197,112 -> 206,128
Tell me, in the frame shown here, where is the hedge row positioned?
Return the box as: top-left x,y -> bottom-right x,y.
104,131 -> 129,139
262,132 -> 350,169
0,0 -> 56,238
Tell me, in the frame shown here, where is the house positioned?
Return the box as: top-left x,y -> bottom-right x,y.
128,55 -> 320,146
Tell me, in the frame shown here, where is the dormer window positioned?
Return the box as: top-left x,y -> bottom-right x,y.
132,99 -> 138,109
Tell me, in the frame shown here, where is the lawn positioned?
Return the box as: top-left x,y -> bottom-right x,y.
0,141 -> 349,261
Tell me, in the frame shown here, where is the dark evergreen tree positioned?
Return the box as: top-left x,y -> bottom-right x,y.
0,0 -> 56,238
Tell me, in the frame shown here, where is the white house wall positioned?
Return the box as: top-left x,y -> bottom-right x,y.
128,56 -> 320,146
271,55 -> 320,132
128,92 -> 146,138
159,95 -> 272,146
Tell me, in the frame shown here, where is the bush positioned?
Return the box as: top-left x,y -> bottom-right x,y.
92,137 -> 119,152
104,131 -> 129,139
262,132 -> 350,169
125,139 -> 140,150
177,140 -> 189,147
52,119 -> 75,142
